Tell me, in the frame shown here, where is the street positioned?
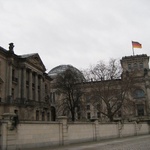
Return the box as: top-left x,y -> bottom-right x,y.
40,135 -> 150,150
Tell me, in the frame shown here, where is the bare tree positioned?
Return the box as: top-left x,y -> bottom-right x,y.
55,68 -> 84,121
83,59 -> 135,122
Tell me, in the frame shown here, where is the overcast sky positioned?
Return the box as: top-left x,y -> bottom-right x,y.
0,0 -> 150,71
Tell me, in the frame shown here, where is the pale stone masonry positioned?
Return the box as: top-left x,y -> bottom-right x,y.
0,44 -> 56,121
0,113 -> 150,150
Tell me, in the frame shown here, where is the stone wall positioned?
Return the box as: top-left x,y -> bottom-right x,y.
68,122 -> 95,143
17,122 -> 62,149
0,114 -> 150,150
99,123 -> 118,139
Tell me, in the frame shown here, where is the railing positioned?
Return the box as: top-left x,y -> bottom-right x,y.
3,98 -> 50,108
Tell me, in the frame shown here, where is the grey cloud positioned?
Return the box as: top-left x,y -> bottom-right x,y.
0,0 -> 150,71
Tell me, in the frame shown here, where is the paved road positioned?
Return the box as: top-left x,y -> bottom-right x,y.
29,135 -> 150,150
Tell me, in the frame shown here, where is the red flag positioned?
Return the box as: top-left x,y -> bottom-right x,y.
132,41 -> 142,48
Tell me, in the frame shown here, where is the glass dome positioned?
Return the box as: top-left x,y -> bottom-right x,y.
48,65 -> 85,81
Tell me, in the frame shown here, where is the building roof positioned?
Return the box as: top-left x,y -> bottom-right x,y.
19,53 -> 37,58
48,65 -> 85,80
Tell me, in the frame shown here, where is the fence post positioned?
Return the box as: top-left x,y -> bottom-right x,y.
118,121 -> 123,138
134,121 -> 138,136
1,122 -> 7,150
1,113 -> 17,150
57,116 -> 69,145
94,119 -> 99,141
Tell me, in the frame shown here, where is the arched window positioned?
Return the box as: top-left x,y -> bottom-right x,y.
137,104 -> 144,116
133,89 -> 145,98
134,63 -> 137,69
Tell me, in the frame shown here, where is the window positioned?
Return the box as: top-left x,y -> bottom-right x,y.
36,110 -> 39,121
87,105 -> 90,110
137,104 -> 144,116
134,63 -> 137,69
133,89 -> 145,98
12,88 -> 14,100
32,89 -> 35,100
42,112 -> 45,121
78,113 -> 81,120
87,112 -> 91,119
97,112 -> 100,118
32,73 -> 35,87
47,112 -> 50,121
139,63 -> 143,69
50,92 -> 56,103
26,87 -> 29,99
53,92 -> 55,103
38,89 -> 40,101
12,69 -> 18,83
128,64 -> 131,70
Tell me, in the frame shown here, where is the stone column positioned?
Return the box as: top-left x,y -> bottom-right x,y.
17,69 -> 21,99
29,70 -> 32,100
35,74 -> 38,101
40,77 -> 43,102
57,116 -> 69,145
22,67 -> 26,101
145,80 -> 150,116
8,63 -> 12,100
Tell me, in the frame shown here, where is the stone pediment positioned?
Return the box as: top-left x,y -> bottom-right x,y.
26,54 -> 46,71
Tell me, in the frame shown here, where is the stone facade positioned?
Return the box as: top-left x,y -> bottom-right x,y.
121,55 -> 150,118
0,43 -> 55,121
49,54 -> 150,122
0,43 -> 150,122
83,54 -> 150,122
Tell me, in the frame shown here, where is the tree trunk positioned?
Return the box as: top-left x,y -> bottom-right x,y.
71,110 -> 75,121
109,115 -> 114,122
108,108 -> 114,122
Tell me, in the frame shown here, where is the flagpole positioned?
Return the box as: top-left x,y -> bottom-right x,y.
132,41 -> 134,56
132,46 -> 134,56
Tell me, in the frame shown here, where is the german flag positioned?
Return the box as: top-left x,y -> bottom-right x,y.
132,41 -> 142,48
